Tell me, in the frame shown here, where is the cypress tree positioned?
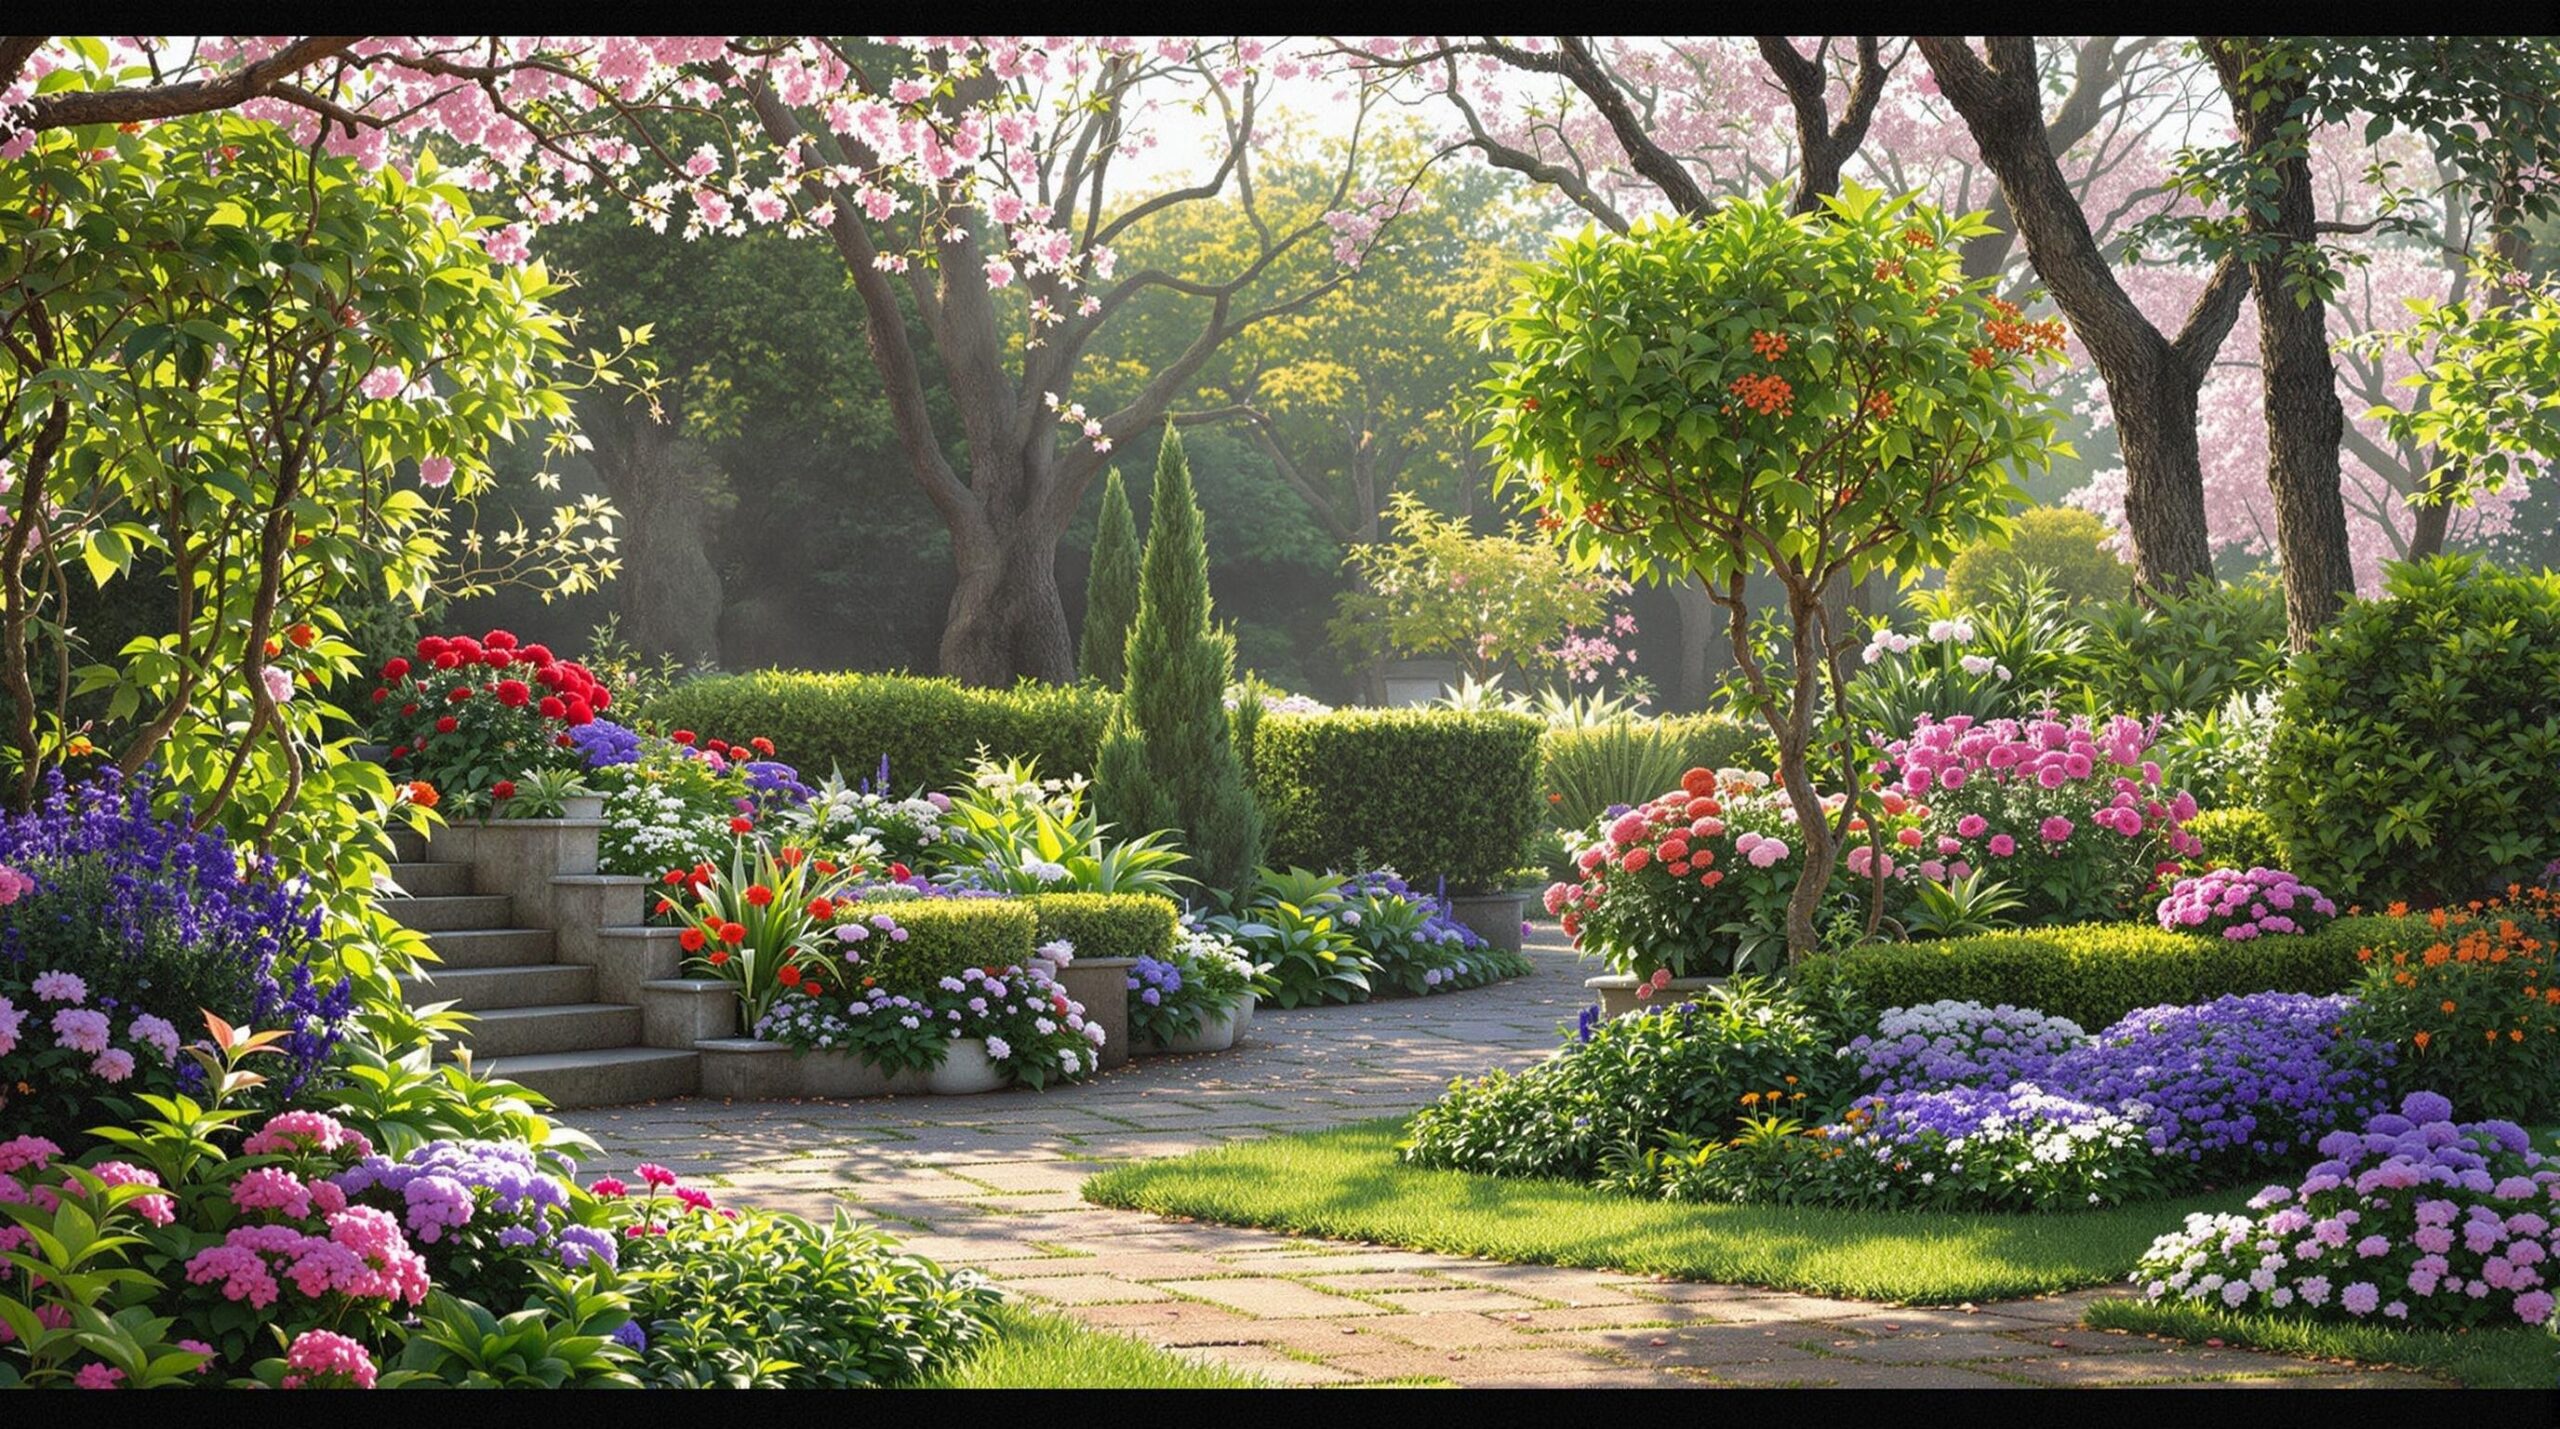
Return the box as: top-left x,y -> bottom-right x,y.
1094,425 -> 1264,901
1079,467 -> 1141,690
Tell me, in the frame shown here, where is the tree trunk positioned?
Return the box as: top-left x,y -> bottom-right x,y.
940,498 -> 1077,687
1668,576 -> 1727,713
586,403 -> 723,667
1918,37 -> 2240,602
2209,42 -> 2356,645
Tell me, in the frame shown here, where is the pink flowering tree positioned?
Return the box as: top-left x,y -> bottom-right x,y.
3,37 -> 1415,686
1480,186 -> 2075,960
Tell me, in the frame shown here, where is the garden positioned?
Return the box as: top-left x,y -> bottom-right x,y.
5,35 -> 2560,1394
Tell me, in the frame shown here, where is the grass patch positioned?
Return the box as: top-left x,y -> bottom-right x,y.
2082,1300 -> 2552,1388
914,1305 -> 1271,1389
1081,1119 -> 2248,1305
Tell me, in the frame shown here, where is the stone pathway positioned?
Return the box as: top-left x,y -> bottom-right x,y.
564,931 -> 2434,1388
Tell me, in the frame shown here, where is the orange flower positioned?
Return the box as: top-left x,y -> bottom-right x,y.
2413,1031 -> 2431,1049
2442,1000 -> 2459,1015
405,780 -> 439,809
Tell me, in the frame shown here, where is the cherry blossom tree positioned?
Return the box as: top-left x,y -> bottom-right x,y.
5,36 -> 1412,685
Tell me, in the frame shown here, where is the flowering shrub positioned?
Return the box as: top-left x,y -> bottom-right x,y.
756,925 -> 1102,1088
1547,767 -> 1918,978
1339,868 -> 1525,996
1684,1084 -> 2174,1212
774,760 -> 948,869
2345,893 -> 2560,1122
2131,1092 -> 2558,1332
1882,713 -> 2201,925
1844,1000 -> 2092,1096
368,629 -> 612,810
0,768 -> 348,1144
1128,926 -> 1257,1048
2050,993 -> 2390,1173
935,753 -> 1188,897
2156,867 -> 2338,941
334,1139 -> 610,1310
668,841 -> 858,1027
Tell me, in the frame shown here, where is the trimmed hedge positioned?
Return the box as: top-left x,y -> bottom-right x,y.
1795,916 -> 2392,1031
1251,709 -> 1543,894
837,898 -> 1037,994
2185,807 -> 2286,873
1027,892 -> 1177,963
642,672 -> 1114,793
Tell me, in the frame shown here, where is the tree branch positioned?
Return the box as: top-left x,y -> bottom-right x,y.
16,36 -> 362,133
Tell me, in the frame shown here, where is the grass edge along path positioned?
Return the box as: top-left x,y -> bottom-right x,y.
1082,1119 -> 2250,1306
914,1304 -> 1274,1389
2080,1300 -> 2554,1389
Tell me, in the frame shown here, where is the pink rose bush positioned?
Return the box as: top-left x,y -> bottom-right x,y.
1878,713 -> 2200,925
2133,1092 -> 2558,1332
1546,767 -> 1926,978
2156,866 -> 2339,941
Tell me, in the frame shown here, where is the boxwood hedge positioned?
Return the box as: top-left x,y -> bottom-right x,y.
837,898 -> 1037,994
1026,892 -> 1178,963
1250,709 -> 1542,894
641,672 -> 1114,794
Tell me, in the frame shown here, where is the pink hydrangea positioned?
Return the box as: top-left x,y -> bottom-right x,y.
30,970 -> 85,1003
0,995 -> 19,1057
89,1047 -> 135,1082
231,1167 -> 315,1219
84,1161 -> 174,1226
241,1110 -> 370,1158
51,1007 -> 110,1054
280,1328 -> 378,1390
72,1362 -> 124,1389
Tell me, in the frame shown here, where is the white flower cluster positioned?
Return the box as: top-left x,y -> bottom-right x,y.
1862,616 -> 2008,680
599,779 -> 728,876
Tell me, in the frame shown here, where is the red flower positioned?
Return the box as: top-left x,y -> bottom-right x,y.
807,898 -> 835,920
415,637 -> 448,660
679,927 -> 706,952
433,651 -> 460,670
492,780 -> 516,800
745,884 -> 774,908
554,733 -> 574,748
565,697 -> 593,725
519,643 -> 554,667
814,859 -> 839,876
777,965 -> 802,986
593,688 -> 612,711
718,921 -> 746,944
446,686 -> 472,703
483,629 -> 517,650
382,657 -> 411,681
690,863 -> 715,887
729,816 -> 754,835
662,869 -> 688,886
707,739 -> 731,757
777,846 -> 805,866
371,688 -> 388,704
708,949 -> 729,965
889,862 -> 911,882
750,737 -> 775,756
801,982 -> 823,998
495,680 -> 530,708
435,716 -> 458,734
401,702 -> 418,717
654,898 -> 674,916
671,730 -> 697,746
538,696 -> 567,719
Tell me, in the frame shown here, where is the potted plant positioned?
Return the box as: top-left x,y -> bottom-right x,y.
1128,927 -> 1260,1055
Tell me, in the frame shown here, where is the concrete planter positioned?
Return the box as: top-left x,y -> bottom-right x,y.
1056,956 -> 1136,1070
695,1038 -> 936,1099
1137,994 -> 1255,1056
1446,891 -> 1528,954
1584,972 -> 1728,1019
559,793 -> 606,820
926,1037 -> 1005,1095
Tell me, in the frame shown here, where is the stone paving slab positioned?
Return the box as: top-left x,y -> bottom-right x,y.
566,931 -> 2442,1390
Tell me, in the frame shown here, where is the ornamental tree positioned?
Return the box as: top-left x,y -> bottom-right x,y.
1478,184 -> 2073,960
1078,467 -> 1140,690
1328,491 -> 1633,688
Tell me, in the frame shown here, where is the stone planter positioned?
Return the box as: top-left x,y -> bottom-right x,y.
1136,994 -> 1255,1056
1446,891 -> 1528,954
926,1037 -> 1006,1095
1584,972 -> 1727,1019
695,1038 -> 797,1100
697,1037 -> 940,1099
799,1050 -> 930,1099
1056,956 -> 1136,1070
559,793 -> 606,820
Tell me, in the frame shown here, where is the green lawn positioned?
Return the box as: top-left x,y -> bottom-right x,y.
915,1305 -> 1272,1389
2082,1301 -> 2553,1389
1081,1119 -> 2250,1305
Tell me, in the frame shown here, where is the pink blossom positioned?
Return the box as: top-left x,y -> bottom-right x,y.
30,970 -> 84,1003
358,366 -> 406,401
51,1007 -> 110,1054
260,665 -> 294,705
418,456 -> 456,489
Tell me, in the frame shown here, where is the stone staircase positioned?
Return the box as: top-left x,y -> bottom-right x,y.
382,816 -> 734,1109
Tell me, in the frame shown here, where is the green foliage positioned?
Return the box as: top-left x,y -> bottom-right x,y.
1204,869 -> 1374,1008
1842,572 -> 2094,734
936,754 -> 1191,897
2153,689 -> 2282,812
1092,426 -> 1265,901
1331,491 -> 1629,683
2185,807 -> 2287,873
1538,713 -> 1756,833
621,1206 -> 998,1389
641,672 -> 1113,793
1078,468 -> 1142,690
2264,555 -> 2560,905
1400,979 -> 1851,1183
914,1305 -> 1273,1389
382,1272 -> 639,1389
2069,573 -> 2290,717
1253,709 -> 1543,894
1899,870 -> 2028,941
1025,892 -> 1178,963
2083,1300 -> 2555,1390
1945,506 -> 2132,611
2342,898 -> 2560,1123
833,899 -> 1037,995
1795,917 -> 2389,1032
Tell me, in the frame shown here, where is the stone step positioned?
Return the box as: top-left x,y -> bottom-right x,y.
390,827 -> 430,863
421,928 -> 557,970
477,1047 -> 700,1108
453,1002 -> 644,1059
382,893 -> 514,933
399,962 -> 594,1012
383,861 -> 475,898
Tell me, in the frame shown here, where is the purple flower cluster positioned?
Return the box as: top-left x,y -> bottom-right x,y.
2051,993 -> 2390,1170
568,718 -> 644,769
2134,1092 -> 2558,1331
1127,955 -> 1183,1008
1847,1083 -> 2123,1143
1846,1000 -> 2092,1095
333,1139 -> 611,1274
2157,867 -> 2338,941
0,767 -> 347,1106
1341,869 -> 1487,951
741,759 -> 811,807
